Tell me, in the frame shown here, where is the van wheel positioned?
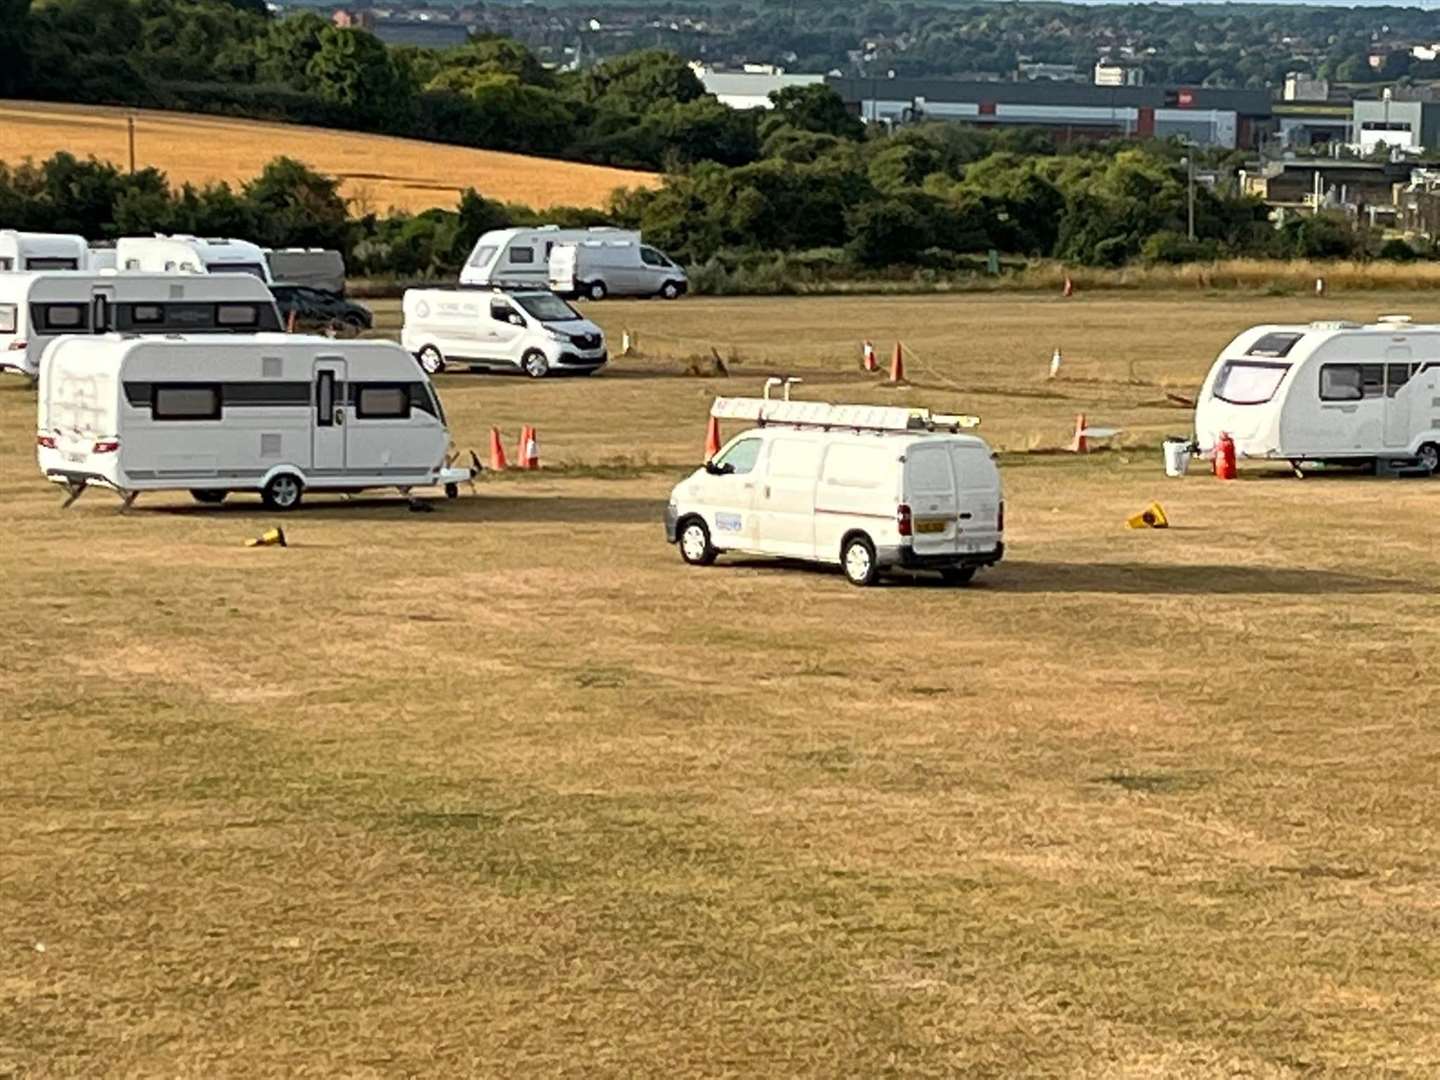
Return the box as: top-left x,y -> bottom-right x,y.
190,489 -> 227,505
586,281 -> 608,301
660,281 -> 682,300
261,474 -> 304,511
417,346 -> 445,375
939,565 -> 976,586
1418,442 -> 1440,475
842,535 -> 879,587
678,518 -> 716,566
522,350 -> 550,379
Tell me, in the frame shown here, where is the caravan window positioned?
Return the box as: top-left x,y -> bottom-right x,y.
216,304 -> 261,327
152,385 -> 222,420
468,244 -> 498,268
0,304 -> 15,334
1213,361 -> 1289,405
37,304 -> 88,331
0,257 -> 12,271
129,304 -> 165,326
206,262 -> 266,279
1246,332 -> 1303,358
1320,364 -> 1383,401
26,257 -> 80,270
1387,364 -> 1413,397
508,246 -> 535,265
355,385 -> 410,419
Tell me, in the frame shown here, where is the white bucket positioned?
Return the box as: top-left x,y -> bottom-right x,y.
1163,439 -> 1191,477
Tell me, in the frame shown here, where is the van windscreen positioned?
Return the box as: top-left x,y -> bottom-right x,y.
516,294 -> 581,323
1214,360 -> 1290,405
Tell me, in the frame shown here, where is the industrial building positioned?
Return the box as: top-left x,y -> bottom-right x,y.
825,77 -> 1273,149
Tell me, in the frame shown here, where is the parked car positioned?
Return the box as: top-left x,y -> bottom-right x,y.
666,396 -> 1004,587
270,284 -> 373,336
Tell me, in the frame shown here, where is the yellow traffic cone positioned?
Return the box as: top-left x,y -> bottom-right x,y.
1126,503 -> 1169,529
245,527 -> 287,547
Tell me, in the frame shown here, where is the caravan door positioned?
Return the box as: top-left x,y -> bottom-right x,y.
312,358 -> 347,471
90,284 -> 116,335
1383,348 -> 1413,449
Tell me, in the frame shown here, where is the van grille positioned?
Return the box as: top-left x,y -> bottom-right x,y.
570,333 -> 602,350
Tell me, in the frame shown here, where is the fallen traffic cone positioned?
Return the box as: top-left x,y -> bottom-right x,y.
1062,275 -> 1074,297
245,527 -> 287,548
861,339 -> 877,372
1069,413 -> 1088,453
1126,502 -> 1169,529
488,426 -> 508,471
705,415 -> 721,459
889,341 -> 906,383
1049,347 -> 1062,379
518,425 -> 540,470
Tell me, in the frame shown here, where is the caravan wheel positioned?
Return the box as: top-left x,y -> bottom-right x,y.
262,474 -> 304,511
1418,442 -> 1440,475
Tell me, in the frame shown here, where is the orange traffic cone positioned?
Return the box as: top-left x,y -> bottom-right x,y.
1069,413 -> 1088,453
286,308 -> 297,333
1062,275 -> 1074,298
861,339 -> 877,372
488,426 -> 508,471
518,425 -> 540,470
889,341 -> 906,383
705,415 -> 721,459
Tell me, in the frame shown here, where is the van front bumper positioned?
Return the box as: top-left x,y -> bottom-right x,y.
888,542 -> 1005,570
554,350 -> 608,371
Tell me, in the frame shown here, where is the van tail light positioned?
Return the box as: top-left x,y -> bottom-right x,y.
36,434 -> 56,449
896,503 -> 912,537
92,439 -> 120,454
997,500 -> 1005,532
8,340 -> 26,351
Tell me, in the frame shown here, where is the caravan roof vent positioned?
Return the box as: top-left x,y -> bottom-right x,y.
1377,314 -> 1413,324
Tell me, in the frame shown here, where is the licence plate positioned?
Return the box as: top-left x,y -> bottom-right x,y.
915,519 -> 946,534
65,452 -> 85,463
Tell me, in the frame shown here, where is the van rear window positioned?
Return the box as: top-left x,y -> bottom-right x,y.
1246,332 -> 1303,358
1213,360 -> 1290,405
0,303 -> 15,334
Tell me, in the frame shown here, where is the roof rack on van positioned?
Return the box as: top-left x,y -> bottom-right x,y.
711,396 -> 979,433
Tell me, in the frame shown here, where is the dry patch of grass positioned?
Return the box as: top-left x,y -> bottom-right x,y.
4,293 -> 1440,1075
0,99 -> 660,213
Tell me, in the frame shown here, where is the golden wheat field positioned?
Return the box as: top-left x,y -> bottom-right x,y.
0,100 -> 659,213
5,292 -> 1440,1076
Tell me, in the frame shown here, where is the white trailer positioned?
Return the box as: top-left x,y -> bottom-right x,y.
0,230 -> 89,272
1195,316 -> 1440,473
116,234 -> 273,282
0,271 -> 282,379
37,334 -> 470,510
459,226 -> 639,289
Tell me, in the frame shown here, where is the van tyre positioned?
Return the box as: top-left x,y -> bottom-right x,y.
522,350 -> 550,379
262,474 -> 304,511
586,281 -> 607,301
939,565 -> 977,586
190,489 -> 227,505
1418,442 -> 1440,475
678,518 -> 717,566
660,281 -> 682,300
842,535 -> 879,587
417,346 -> 445,375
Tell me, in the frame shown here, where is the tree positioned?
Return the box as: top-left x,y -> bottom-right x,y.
0,0 -> 31,95
424,71 -> 575,154
763,85 -> 863,141
253,12 -> 328,89
846,198 -> 927,267
440,36 -> 554,88
305,26 -> 411,130
242,157 -> 352,251
581,50 -> 703,109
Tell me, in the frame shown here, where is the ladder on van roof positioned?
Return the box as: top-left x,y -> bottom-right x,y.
711,396 -> 979,433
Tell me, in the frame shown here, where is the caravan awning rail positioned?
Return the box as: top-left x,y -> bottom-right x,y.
710,396 -> 979,433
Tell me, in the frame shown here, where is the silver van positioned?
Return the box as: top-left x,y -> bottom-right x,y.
549,240 -> 688,301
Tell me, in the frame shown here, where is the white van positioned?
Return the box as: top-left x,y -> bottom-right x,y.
459,226 -> 639,289
0,230 -> 89,272
37,334 -> 468,510
0,271 -> 283,379
1195,316 -> 1440,473
549,239 -> 688,301
665,397 -> 1004,587
116,234 -> 273,282
401,288 -> 606,377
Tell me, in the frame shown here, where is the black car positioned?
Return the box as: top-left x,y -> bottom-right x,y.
270,284 -> 373,336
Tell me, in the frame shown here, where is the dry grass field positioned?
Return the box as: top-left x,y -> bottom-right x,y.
4,292 -> 1440,1076
0,100 -> 659,212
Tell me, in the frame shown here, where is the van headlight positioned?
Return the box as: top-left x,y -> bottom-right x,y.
543,328 -> 568,343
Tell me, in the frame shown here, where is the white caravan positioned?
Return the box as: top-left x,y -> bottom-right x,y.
1195,316 -> 1440,473
665,395 -> 1003,587
88,246 -> 118,272
37,335 -> 469,510
401,287 -> 607,377
549,239 -> 688,301
0,230 -> 89,271
266,248 -> 346,294
0,271 -> 283,379
459,226 -> 639,289
116,234 -> 273,282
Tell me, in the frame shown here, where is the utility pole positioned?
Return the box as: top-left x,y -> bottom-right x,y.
1186,153 -> 1196,241
127,114 -> 136,174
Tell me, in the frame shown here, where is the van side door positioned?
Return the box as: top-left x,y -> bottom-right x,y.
754,437 -> 820,557
695,435 -> 764,551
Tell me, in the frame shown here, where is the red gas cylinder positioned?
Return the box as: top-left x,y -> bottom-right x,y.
1214,432 -> 1237,481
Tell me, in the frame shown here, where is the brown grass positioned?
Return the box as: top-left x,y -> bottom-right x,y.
0,99 -> 660,213
5,292 -> 1440,1076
